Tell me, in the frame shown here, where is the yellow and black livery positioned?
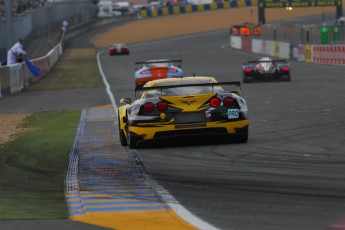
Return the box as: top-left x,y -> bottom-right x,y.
118,76 -> 249,148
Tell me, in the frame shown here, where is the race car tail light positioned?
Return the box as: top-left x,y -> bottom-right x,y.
282,67 -> 290,71
223,97 -> 235,107
140,69 -> 150,74
169,68 -> 178,73
210,97 -> 221,108
157,101 -> 169,111
143,102 -> 155,113
244,68 -> 252,73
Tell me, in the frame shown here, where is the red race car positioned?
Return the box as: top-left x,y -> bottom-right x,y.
109,43 -> 129,55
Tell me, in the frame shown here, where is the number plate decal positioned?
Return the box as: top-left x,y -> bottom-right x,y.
228,109 -> 239,119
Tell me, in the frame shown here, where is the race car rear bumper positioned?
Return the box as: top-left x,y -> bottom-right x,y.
128,120 -> 249,143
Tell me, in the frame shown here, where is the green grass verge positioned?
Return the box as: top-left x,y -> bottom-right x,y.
24,49 -> 103,91
0,110 -> 80,219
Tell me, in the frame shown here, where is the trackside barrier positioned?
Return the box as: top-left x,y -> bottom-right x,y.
230,35 -> 345,65
252,39 -> 263,54
242,36 -> 252,52
293,44 -> 345,64
230,35 -> 291,59
230,36 -> 242,49
139,0 -> 258,18
312,45 -> 345,65
0,35 -> 63,98
0,17 -> 123,98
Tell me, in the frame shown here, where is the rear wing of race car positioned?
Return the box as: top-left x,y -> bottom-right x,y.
135,59 -> 182,67
135,81 -> 241,99
245,59 -> 288,65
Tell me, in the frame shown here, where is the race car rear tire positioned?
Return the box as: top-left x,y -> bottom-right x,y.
237,126 -> 248,143
118,115 -> 127,146
127,132 -> 139,149
243,76 -> 254,83
126,113 -> 139,149
280,74 -> 291,81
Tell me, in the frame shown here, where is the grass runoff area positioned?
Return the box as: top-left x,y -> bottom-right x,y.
0,48 -> 102,219
0,111 -> 80,219
24,49 -> 103,91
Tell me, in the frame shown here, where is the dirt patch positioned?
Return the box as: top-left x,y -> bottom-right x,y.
91,6 -> 336,47
0,114 -> 31,146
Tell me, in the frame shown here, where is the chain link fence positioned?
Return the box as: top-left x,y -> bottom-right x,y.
0,1 -> 98,63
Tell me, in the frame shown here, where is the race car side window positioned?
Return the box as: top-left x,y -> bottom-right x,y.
142,90 -> 161,98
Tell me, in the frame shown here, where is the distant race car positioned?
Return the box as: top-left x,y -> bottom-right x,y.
134,59 -> 183,87
117,76 -> 249,148
242,57 -> 291,82
109,43 -> 129,55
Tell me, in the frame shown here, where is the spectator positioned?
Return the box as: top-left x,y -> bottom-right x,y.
7,39 -> 26,65
62,20 -> 69,32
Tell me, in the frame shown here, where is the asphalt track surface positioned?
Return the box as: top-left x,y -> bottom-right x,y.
98,32 -> 345,230
1,16 -> 345,230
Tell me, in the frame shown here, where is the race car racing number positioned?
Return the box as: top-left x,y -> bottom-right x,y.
228,109 -> 239,119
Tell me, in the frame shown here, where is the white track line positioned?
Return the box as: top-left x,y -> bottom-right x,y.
96,50 -> 220,230
97,51 -> 118,117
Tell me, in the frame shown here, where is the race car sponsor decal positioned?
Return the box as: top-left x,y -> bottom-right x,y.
228,109 -> 239,119
181,99 -> 196,105
160,113 -> 166,119
137,121 -> 170,126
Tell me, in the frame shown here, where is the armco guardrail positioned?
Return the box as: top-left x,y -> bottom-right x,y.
230,35 -> 345,65
139,0 -> 257,17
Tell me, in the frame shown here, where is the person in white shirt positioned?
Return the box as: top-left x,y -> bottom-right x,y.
7,39 -> 26,65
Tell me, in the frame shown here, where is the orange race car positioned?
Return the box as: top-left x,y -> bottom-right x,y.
134,59 -> 183,87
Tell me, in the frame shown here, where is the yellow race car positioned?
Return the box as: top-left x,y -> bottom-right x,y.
118,76 -> 249,148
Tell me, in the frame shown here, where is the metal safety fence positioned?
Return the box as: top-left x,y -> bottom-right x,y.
0,1 -> 98,62
259,23 -> 345,46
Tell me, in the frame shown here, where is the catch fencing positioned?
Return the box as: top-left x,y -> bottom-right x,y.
0,16 -> 124,98
0,1 -> 98,98
0,2 -> 98,62
0,33 -> 63,98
